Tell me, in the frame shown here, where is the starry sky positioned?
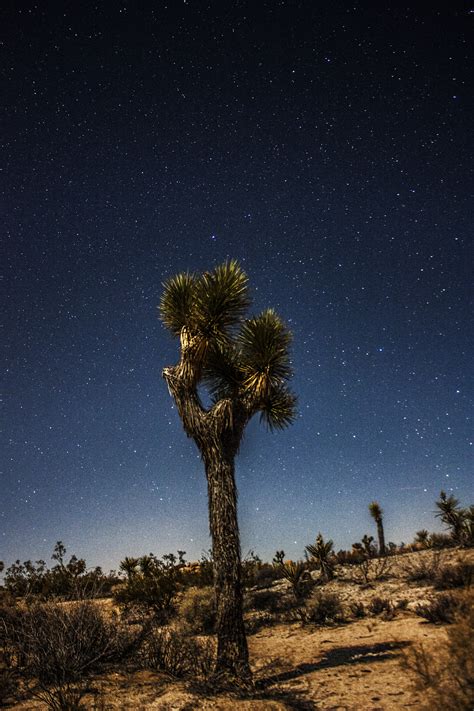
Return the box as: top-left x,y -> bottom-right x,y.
3,2 -> 473,573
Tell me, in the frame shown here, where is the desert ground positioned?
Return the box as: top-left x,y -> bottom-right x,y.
5,546 -> 472,710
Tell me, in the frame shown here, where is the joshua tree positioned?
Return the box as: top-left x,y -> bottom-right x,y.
119,556 -> 139,580
435,491 -> 473,546
368,501 -> 386,555
160,260 -> 296,681
414,529 -> 430,548
305,533 -> 335,581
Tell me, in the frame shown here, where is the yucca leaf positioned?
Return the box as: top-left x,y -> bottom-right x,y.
259,385 -> 297,430
193,260 -> 250,344
202,343 -> 244,401
159,272 -> 196,336
238,309 -> 293,397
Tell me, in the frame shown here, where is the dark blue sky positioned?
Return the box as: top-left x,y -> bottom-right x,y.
3,2 -> 472,572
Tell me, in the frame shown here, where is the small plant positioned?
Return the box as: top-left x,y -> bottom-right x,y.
415,593 -> 464,624
140,628 -> 215,679
305,533 -> 335,582
403,551 -> 442,582
434,562 -> 473,590
368,596 -> 392,616
277,561 -> 313,601
244,588 -> 284,614
302,591 -> 344,625
179,586 -> 216,634
414,530 -> 431,548
396,598 -> 409,610
349,601 -> 366,618
435,492 -> 474,547
114,551 -> 183,620
353,552 -> 391,584
272,550 -> 285,566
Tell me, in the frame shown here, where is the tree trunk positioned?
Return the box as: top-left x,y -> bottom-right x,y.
204,449 -> 251,681
377,520 -> 386,556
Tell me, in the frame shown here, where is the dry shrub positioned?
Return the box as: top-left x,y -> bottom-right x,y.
179,586 -> 215,634
403,551 -> 442,582
140,627 -> 215,680
3,600 -> 140,710
404,589 -> 474,710
368,596 -> 393,616
434,562 -> 473,590
349,601 -> 366,618
244,588 -> 285,614
415,592 -> 467,624
353,555 -> 392,584
301,591 -> 344,625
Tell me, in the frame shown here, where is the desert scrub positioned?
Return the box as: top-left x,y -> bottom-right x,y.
139,627 -> 215,680
179,586 -> 216,634
368,596 -> 393,616
3,600 -> 140,710
403,551 -> 442,583
404,589 -> 474,710
414,592 -> 468,624
349,601 -> 366,618
300,591 -> 345,625
433,561 -> 473,590
244,588 -> 285,614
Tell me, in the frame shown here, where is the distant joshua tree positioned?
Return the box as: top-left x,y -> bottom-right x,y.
160,260 -> 296,682
368,501 -> 386,555
414,529 -> 430,548
119,556 -> 139,580
435,491 -> 474,546
305,533 -> 335,581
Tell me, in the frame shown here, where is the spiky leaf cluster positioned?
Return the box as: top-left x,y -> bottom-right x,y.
368,501 -> 383,522
160,261 -> 296,429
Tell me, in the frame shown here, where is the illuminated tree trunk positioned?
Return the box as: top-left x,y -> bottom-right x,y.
376,519 -> 386,556
162,330 -> 251,682
204,450 -> 250,679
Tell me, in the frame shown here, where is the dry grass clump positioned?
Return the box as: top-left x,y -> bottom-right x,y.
1,600 -> 142,710
299,591 -> 345,625
139,627 -> 215,680
415,592 -> 468,624
405,589 -> 474,710
433,561 -> 473,590
178,586 -> 216,634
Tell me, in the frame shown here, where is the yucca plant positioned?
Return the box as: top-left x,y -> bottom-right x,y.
305,533 -> 335,582
160,260 -> 296,682
278,561 -> 312,601
119,557 -> 139,581
368,501 -> 386,555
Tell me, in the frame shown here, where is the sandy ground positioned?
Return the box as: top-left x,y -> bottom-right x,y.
8,547 -> 472,710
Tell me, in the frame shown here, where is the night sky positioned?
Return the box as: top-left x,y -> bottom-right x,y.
3,3 -> 473,573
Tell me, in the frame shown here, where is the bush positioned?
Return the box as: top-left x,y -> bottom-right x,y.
404,589 -> 474,710
349,601 -> 366,618
114,553 -> 182,620
403,551 -> 442,583
244,588 -> 285,614
434,562 -> 473,590
3,600 -> 140,709
252,563 -> 285,588
302,592 -> 344,625
368,596 -> 392,616
179,586 -> 215,634
415,593 -> 465,624
429,532 -> 455,549
140,628 -> 215,680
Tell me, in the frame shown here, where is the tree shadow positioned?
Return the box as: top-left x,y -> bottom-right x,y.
256,640 -> 411,689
